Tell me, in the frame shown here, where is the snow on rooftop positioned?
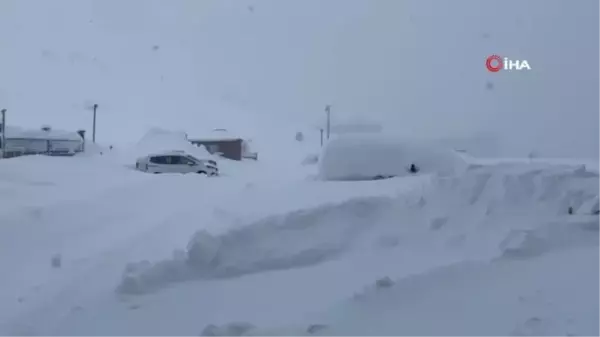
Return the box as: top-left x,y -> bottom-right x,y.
0,125 -> 82,141
187,128 -> 244,142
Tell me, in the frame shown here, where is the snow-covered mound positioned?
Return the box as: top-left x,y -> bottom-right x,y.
75,142 -> 109,156
230,253 -> 597,337
197,163 -> 597,336
0,154 -> 147,216
117,196 -> 394,294
134,128 -> 212,159
318,135 -> 468,181
301,153 -> 319,166
283,245 -> 598,336
117,161 -> 598,318
5,157 -> 595,336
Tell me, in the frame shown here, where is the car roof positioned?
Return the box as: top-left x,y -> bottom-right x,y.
148,150 -> 190,156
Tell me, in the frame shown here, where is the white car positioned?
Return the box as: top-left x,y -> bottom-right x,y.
135,151 -> 219,176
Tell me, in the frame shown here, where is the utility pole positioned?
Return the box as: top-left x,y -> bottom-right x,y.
325,105 -> 331,140
92,103 -> 98,143
1,109 -> 5,159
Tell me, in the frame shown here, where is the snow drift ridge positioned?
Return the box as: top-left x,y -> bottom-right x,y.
117,162 -> 598,296
117,196 -> 393,294
192,164 -> 600,337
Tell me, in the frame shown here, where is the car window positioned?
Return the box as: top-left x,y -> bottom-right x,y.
185,155 -> 199,162
150,156 -> 166,164
179,156 -> 195,165
169,156 -> 183,165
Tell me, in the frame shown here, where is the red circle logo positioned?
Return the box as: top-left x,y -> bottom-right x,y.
486,55 -> 502,72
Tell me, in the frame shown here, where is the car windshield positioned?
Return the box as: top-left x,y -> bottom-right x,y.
185,155 -> 200,163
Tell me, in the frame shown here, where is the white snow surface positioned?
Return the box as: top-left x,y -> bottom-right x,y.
318,135 -> 468,180
131,127 -> 213,160
0,148 -> 597,336
188,128 -> 243,142
0,125 -> 82,141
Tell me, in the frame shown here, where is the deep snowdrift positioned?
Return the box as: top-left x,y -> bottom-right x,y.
318,135 -> 468,180
117,196 -> 395,295
311,245 -> 598,336
121,162 -> 599,293
112,161 -> 598,336
1,153 -> 596,336
256,164 -> 599,336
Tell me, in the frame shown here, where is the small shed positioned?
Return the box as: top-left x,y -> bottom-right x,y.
188,129 -> 243,161
187,129 -> 258,161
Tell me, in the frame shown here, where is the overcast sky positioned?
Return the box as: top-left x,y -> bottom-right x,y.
0,0 -> 597,157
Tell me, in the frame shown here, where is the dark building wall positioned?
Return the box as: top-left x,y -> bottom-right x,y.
189,139 -> 243,161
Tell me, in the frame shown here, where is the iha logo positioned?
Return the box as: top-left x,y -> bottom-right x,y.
486,55 -> 531,72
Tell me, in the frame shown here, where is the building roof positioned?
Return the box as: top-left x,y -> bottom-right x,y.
187,129 -> 243,142
0,125 -> 82,141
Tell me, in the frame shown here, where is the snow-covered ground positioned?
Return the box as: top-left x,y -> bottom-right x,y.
0,138 -> 597,336
0,0 -> 596,334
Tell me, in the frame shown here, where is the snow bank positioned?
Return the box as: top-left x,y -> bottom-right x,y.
312,246 -> 598,336
0,154 -> 148,216
301,153 -> 319,165
238,246 -> 598,337
75,142 -> 108,156
318,135 -> 468,181
8,157 -> 595,335
117,162 -> 598,304
195,163 -> 598,336
117,196 -> 393,294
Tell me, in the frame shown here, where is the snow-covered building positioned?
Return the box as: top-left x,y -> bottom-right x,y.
0,124 -> 84,158
187,129 -> 257,161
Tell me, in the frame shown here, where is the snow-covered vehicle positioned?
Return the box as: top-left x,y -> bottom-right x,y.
318,135 -> 468,181
135,151 -> 218,176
